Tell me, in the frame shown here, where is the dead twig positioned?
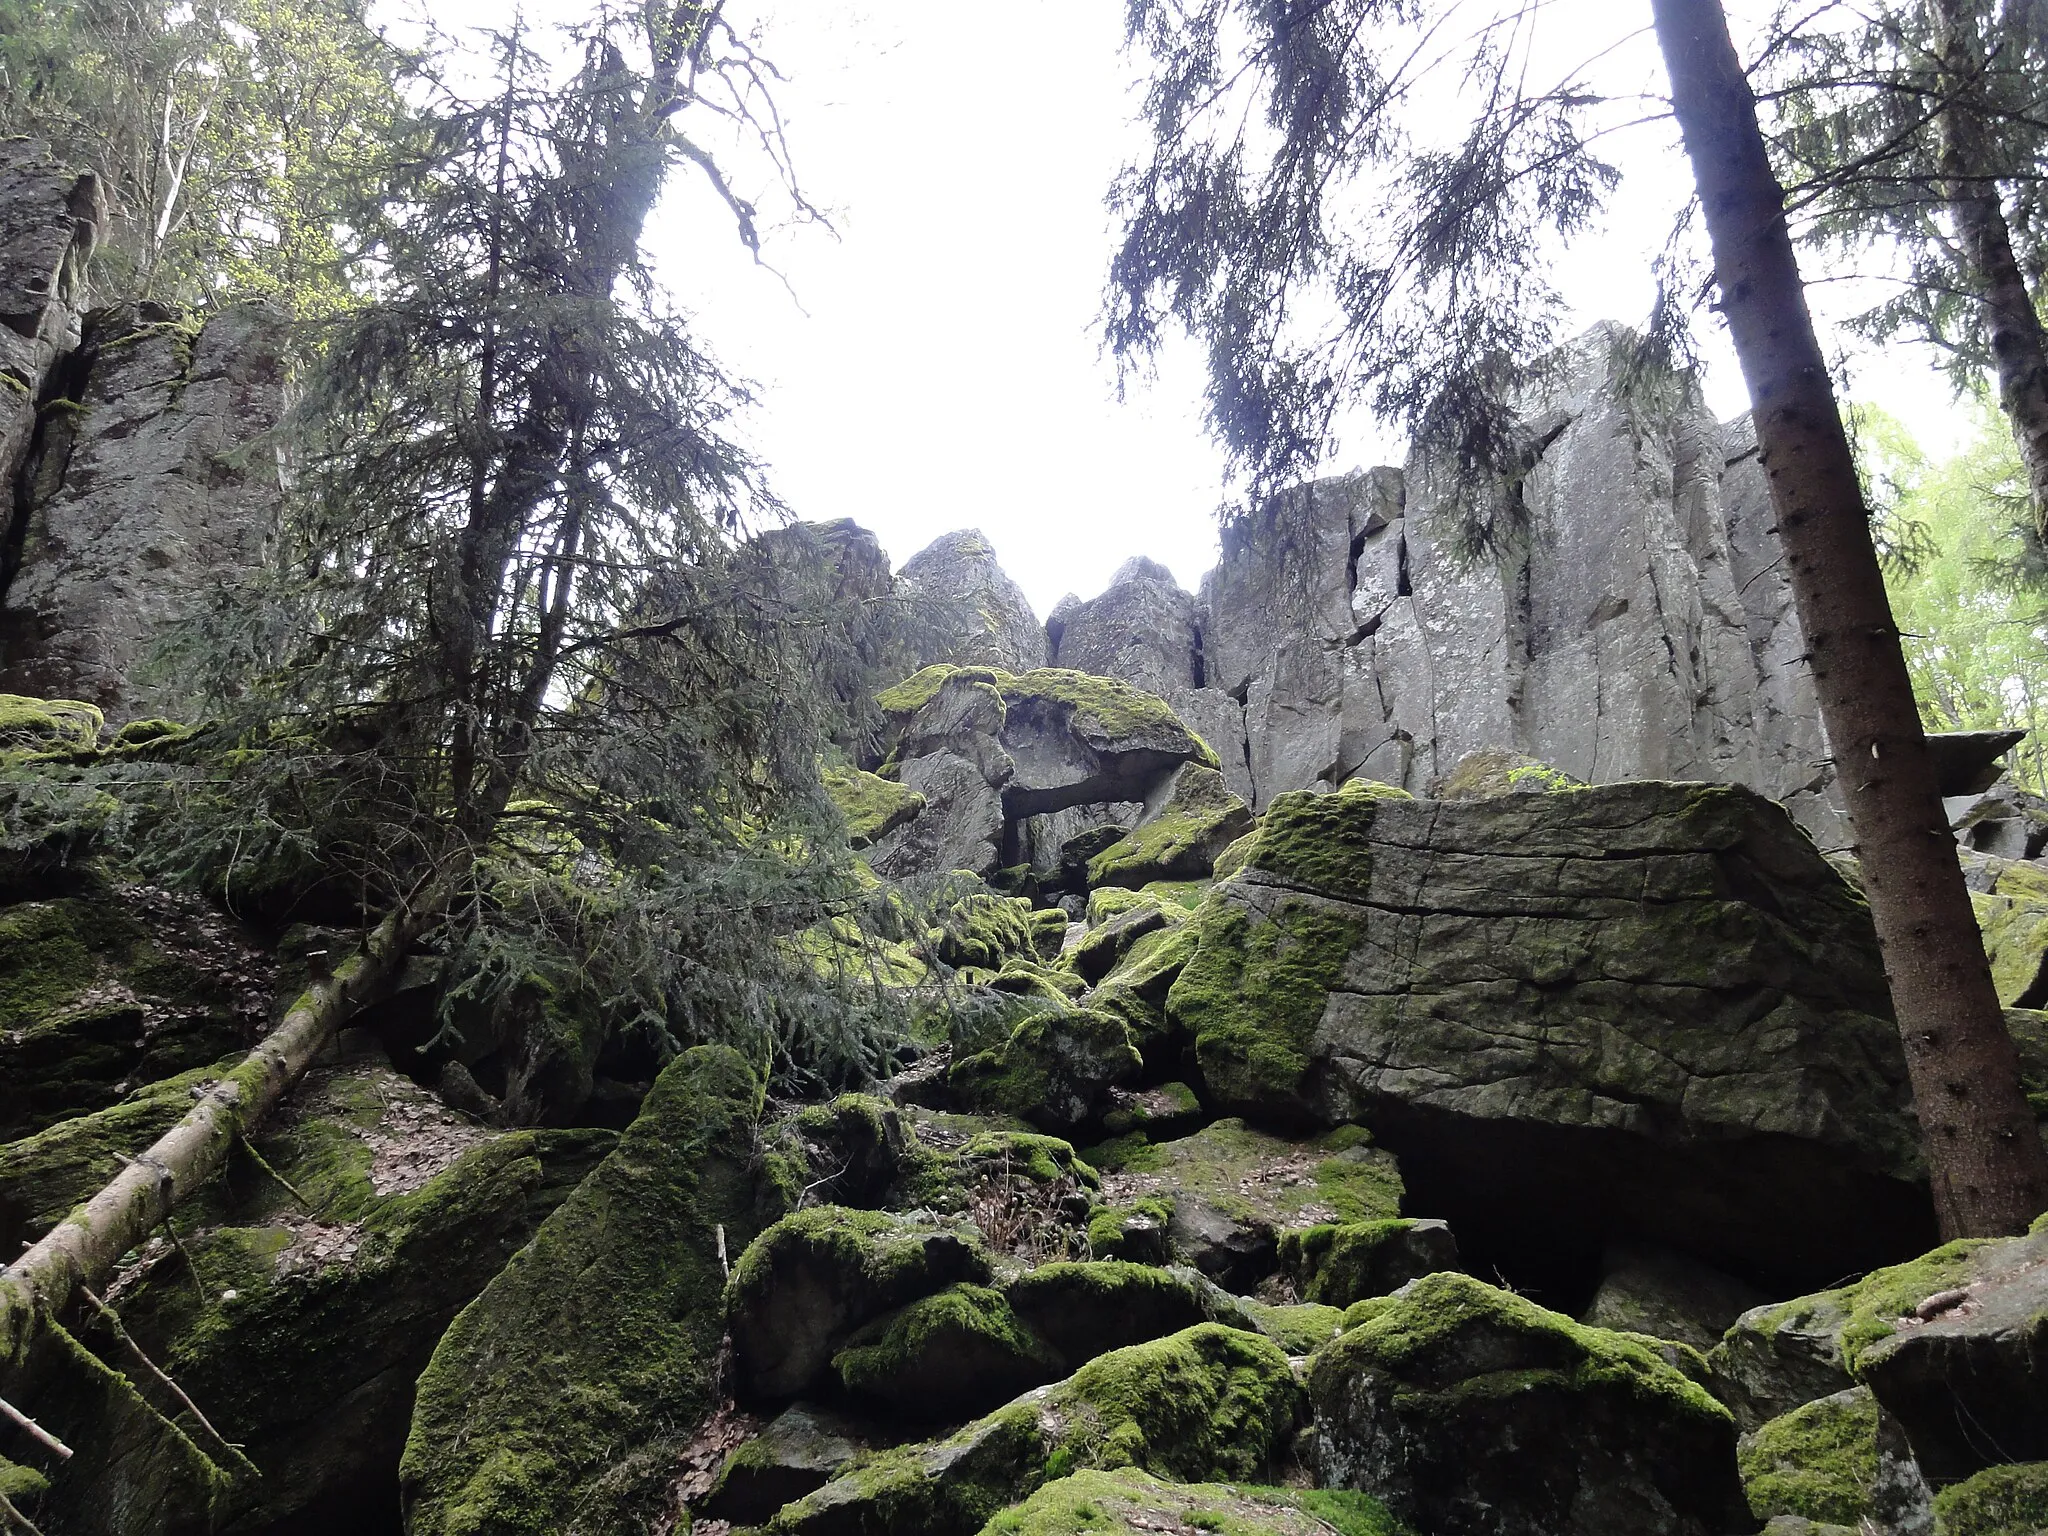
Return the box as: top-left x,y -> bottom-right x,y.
0,1487 -> 47,1536
77,1285 -> 258,1478
236,1137 -> 316,1213
0,1396 -> 71,1460
160,1218 -> 207,1303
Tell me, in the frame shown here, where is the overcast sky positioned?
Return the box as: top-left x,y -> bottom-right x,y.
421,1 -> 1972,618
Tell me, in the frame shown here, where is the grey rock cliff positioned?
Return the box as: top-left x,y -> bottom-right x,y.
0,302 -> 285,715
899,528 -> 1046,673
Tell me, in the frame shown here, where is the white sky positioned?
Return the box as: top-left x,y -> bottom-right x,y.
417,0 -> 1976,619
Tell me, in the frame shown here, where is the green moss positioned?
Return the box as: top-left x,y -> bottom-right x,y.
1971,891 -> 2048,1008
729,1204 -> 989,1309
879,665 -> 965,716
1100,1081 -> 1201,1137
1089,920 -> 1202,1051
1086,1198 -> 1175,1263
1087,888 -> 1154,926
1212,830 -> 1259,881
949,1008 -> 1142,1128
1308,1272 -> 1730,1426
1113,1119 -> 1402,1231
1934,1462 -> 2048,1536
978,1468 -> 1407,1536
1278,1220 -> 1433,1306
1238,1299 -> 1347,1355
835,1284 -> 1061,1414
1738,1239 -> 1993,1382
1737,1388 -> 1878,1527
999,670 -> 1216,767
1138,880 -> 1209,913
771,1324 -> 1303,1536
1168,896 -> 1364,1118
0,694 -> 102,755
1335,778 -> 1414,801
0,1456 -> 48,1500
402,1046 -> 773,1536
825,764 -> 927,848
930,890 -> 1057,971
1087,768 -> 1252,889
990,959 -> 1087,1002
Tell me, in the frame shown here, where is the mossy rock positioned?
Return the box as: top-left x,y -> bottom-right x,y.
1099,1081 -> 1202,1140
929,889 -> 1063,972
1003,1261 -> 1217,1369
1087,887 -> 1155,926
785,1093 -> 909,1208
827,763 -> 928,848
1737,1387 -> 1878,1528
1277,1218 -> 1459,1308
401,1046 -> 776,1535
1236,1299 -> 1347,1356
1097,1121 -> 1402,1290
1708,1235 -> 1998,1430
1433,747 -> 1583,800
0,880 -> 273,1140
770,1323 -> 1305,1536
1086,1198 -> 1175,1265
1933,1462 -> 2048,1536
1165,876 -> 1365,1122
988,958 -> 1087,1003
1086,766 -> 1253,890
1086,920 -> 1201,1061
1308,1271 -> 1748,1536
726,1205 -> 995,1402
0,694 -> 102,756
976,1467 -> 1407,1536
950,1008 -> 1143,1132
837,1283 -> 1062,1420
1068,901 -> 1173,985
1137,879 -> 1210,914
25,1061 -> 613,1534
999,669 -> 1219,770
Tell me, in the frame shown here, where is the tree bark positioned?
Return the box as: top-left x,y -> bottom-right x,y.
0,891 -> 437,1370
1930,0 -> 2048,542
1652,0 -> 2048,1237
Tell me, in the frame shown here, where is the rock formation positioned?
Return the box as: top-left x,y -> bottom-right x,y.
0,141 -> 283,719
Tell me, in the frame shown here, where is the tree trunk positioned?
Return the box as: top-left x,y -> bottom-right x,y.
0,891 -> 437,1370
1652,0 -> 2048,1237
1930,0 -> 2048,542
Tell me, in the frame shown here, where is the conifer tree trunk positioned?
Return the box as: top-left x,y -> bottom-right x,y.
1930,0 -> 2048,541
1651,0 -> 2048,1236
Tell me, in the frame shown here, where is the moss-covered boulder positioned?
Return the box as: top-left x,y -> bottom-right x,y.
927,888 -> 1067,972
1094,1121 -> 1402,1290
1086,921 -> 1200,1061
1099,1081 -> 1203,1141
827,763 -> 928,848
836,1283 -> 1063,1420
1707,1231 -> 2026,1435
949,1009 -> 1143,1132
1933,1462 -> 2048,1535
1170,780 -> 1932,1292
769,1323 -> 1305,1536
1002,1262 -> 1217,1369
1308,1271 -> 1749,1536
727,1205 -> 994,1403
1085,765 -> 1254,890
9,1058 -> 613,1535
0,879 -> 274,1140
1068,901 -> 1173,985
1277,1218 -> 1458,1307
1736,1388 -> 1878,1529
976,1468 -> 1405,1536
1856,1223 -> 2048,1484
704,1403 -> 869,1526
399,1045 -> 775,1535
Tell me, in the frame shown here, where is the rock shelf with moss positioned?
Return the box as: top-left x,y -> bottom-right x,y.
976,1468 -> 1407,1536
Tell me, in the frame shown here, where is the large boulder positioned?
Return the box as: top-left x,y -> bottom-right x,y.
767,1323 -> 1304,1536
399,1046 -> 777,1535
949,1008 -> 1143,1132
1856,1223 -> 2048,1485
1167,779 -> 1931,1293
1582,1239 -> 1771,1354
725,1206 -> 994,1403
900,530 -> 1046,674
1085,763 -> 1254,890
977,1468 -> 1401,1536
834,1283 -> 1062,1420
1308,1271 -> 1753,1536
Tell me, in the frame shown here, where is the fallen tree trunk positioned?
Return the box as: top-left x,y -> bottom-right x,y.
0,888 -> 440,1369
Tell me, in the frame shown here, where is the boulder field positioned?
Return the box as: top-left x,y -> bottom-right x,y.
9,690 -> 2048,1533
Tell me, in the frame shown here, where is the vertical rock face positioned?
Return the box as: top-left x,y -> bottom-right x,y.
1152,326 -> 1844,833
0,301 -> 284,716
0,141 -> 103,587
898,528 -> 1047,673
